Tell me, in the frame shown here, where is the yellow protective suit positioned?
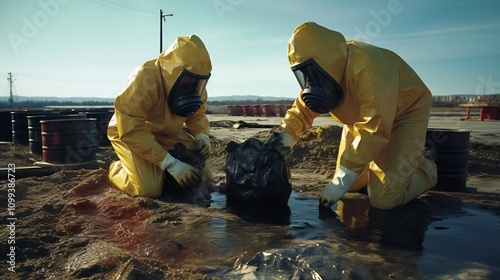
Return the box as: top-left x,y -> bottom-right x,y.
279,22 -> 437,209
107,35 -> 211,197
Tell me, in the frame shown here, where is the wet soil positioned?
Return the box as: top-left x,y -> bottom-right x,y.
0,124 -> 499,279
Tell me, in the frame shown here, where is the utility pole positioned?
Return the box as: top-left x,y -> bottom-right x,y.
160,9 -> 173,53
7,72 -> 13,108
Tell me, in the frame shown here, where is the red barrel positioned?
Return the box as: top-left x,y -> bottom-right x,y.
263,105 -> 276,117
253,105 -> 263,116
41,118 -> 97,164
28,114 -> 87,154
277,105 -> 287,117
227,105 -> 235,116
233,105 -> 244,116
243,105 -> 256,116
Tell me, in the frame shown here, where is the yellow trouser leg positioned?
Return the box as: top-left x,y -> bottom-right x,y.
367,116 -> 437,209
108,127 -> 197,197
335,113 -> 437,209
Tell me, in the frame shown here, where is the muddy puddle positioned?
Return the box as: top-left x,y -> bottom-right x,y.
59,178 -> 500,279
199,190 -> 500,279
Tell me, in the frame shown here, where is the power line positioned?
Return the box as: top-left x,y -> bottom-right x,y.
89,0 -> 156,15
102,0 -> 156,16
12,81 -> 18,103
87,0 -> 156,22
86,0 -> 176,53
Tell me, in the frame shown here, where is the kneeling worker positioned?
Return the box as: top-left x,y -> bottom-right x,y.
274,22 -> 437,209
107,35 -> 212,197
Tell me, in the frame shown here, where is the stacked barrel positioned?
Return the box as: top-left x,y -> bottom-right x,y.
1,108 -> 114,165
227,104 -> 291,117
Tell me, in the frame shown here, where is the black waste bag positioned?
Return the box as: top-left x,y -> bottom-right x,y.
225,134 -> 292,206
162,143 -> 211,206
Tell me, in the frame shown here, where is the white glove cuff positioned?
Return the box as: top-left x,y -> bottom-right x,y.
159,153 -> 176,171
280,133 -> 295,147
195,133 -> 209,142
332,165 -> 359,190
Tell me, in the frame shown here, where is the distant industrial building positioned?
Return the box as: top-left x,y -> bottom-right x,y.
433,93 -> 500,120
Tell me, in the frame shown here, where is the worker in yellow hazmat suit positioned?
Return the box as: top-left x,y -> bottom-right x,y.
275,22 -> 437,209
107,35 -> 212,197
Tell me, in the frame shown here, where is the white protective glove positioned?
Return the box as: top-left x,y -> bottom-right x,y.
195,133 -> 211,161
319,165 -> 359,207
160,153 -> 201,187
266,132 -> 295,158
279,133 -> 295,157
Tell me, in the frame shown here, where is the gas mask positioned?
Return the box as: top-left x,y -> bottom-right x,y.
168,69 -> 211,117
291,58 -> 343,114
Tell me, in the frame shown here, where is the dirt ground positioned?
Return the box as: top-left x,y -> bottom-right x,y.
1,120 -> 499,279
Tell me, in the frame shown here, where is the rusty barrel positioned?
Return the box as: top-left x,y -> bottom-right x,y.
425,128 -> 470,191
0,111 -> 12,142
233,105 -> 244,116
243,105 -> 255,116
11,111 -> 48,144
227,105 -> 235,116
253,105 -> 263,116
276,105 -> 288,117
263,105 -> 276,117
28,114 -> 87,154
85,111 -> 114,147
41,118 -> 97,164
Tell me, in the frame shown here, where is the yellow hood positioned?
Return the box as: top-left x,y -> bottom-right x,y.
288,22 -> 347,84
157,35 -> 212,95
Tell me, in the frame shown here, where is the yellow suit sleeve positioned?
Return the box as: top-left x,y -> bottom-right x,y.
114,65 -> 168,166
279,91 -> 320,140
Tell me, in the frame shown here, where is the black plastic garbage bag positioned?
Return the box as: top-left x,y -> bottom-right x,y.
162,143 -> 210,206
225,134 -> 292,206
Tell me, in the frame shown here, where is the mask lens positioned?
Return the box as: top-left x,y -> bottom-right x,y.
292,59 -> 336,92
171,70 -> 211,98
293,69 -> 306,89
291,59 -> 344,114
168,69 -> 211,117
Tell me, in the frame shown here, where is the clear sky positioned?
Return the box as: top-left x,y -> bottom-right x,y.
1,0 -> 500,100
